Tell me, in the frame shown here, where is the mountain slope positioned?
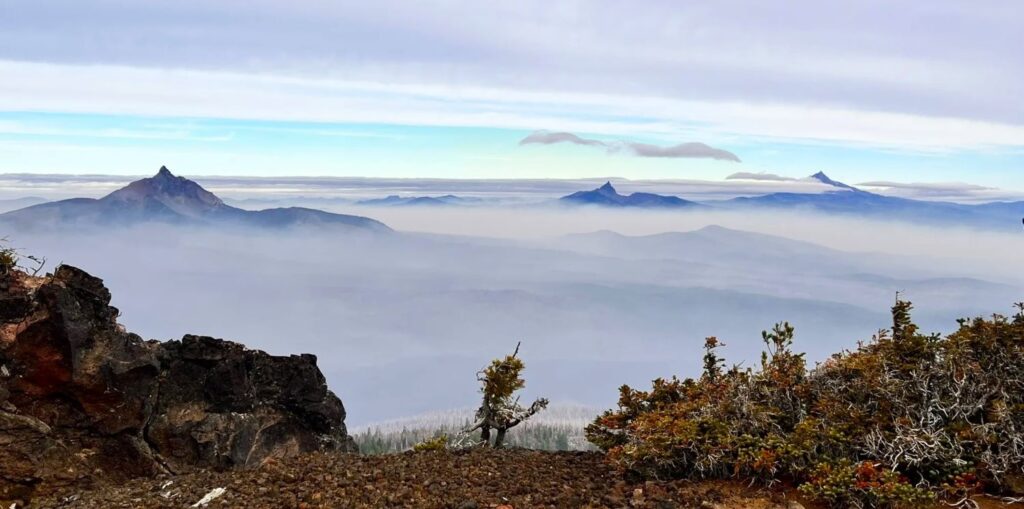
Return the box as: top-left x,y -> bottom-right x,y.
0,166 -> 392,232
560,181 -> 702,208
356,194 -> 480,207
0,196 -> 48,213
724,172 -> 1024,230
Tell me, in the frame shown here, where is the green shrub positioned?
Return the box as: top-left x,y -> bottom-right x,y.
412,435 -> 449,452
798,461 -> 935,508
0,239 -> 16,275
586,301 -> 1024,507
467,343 -> 549,448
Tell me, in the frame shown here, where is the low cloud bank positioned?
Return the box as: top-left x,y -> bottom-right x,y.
726,171 -> 797,181
856,180 -> 1024,203
5,210 -> 1021,423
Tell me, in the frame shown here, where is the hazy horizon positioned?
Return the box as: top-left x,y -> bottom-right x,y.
3,170 -> 1024,205
3,2 -> 1022,429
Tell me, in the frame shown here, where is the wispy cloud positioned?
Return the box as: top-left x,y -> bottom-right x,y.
519,131 -> 607,147
235,125 -> 405,140
519,130 -> 741,162
726,172 -> 796,181
626,142 -> 740,162
3,60 -> 1022,153
2,1 -> 1020,128
857,181 -> 1024,203
0,121 -> 232,142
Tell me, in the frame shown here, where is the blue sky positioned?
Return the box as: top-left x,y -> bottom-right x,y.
0,1 -> 1021,191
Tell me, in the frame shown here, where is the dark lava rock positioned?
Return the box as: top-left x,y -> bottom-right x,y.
0,265 -> 356,503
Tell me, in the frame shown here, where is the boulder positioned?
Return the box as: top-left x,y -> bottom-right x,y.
0,265 -> 356,502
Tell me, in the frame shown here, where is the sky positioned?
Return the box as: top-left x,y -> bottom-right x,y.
1,1 -> 1022,190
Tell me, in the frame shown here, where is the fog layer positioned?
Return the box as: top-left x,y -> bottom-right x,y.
8,209 -> 1022,424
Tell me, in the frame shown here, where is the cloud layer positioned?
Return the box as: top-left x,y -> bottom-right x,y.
1,2 -> 1022,154
520,131 -> 741,162
855,181 -> 1022,203
6,171 -> 1022,205
8,211 -> 1024,421
726,172 -> 796,182
2,1 -> 1020,125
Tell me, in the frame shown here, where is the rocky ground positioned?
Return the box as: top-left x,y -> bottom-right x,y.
31,449 -> 807,508
27,449 -> 1022,509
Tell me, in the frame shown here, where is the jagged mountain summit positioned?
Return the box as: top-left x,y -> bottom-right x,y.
0,166 -> 392,232
806,170 -> 861,191
559,181 -> 702,208
104,166 -> 228,218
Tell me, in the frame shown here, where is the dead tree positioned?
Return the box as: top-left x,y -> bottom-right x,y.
466,342 -> 549,448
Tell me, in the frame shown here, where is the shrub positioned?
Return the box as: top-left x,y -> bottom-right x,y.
412,435 -> 449,452
0,238 -> 45,277
586,301 -> 1024,507
798,461 -> 936,508
0,239 -> 16,275
467,342 -> 549,448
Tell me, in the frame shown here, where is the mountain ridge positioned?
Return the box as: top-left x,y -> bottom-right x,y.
356,194 -> 482,207
722,172 -> 1024,230
0,166 -> 392,232
559,181 -> 702,208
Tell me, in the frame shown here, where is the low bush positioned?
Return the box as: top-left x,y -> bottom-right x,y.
412,434 -> 450,452
0,239 -> 16,275
586,300 -> 1024,508
0,237 -> 45,277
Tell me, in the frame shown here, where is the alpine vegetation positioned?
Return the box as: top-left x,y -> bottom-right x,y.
352,405 -> 600,454
377,343 -> 551,453
467,342 -> 549,449
586,300 -> 1024,508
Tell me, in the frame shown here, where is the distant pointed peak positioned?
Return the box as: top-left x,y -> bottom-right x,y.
102,165 -> 224,209
598,181 -> 617,193
807,171 -> 857,191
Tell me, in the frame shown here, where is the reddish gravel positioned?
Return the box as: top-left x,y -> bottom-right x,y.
28,449 -> 1021,509
30,449 -> 806,509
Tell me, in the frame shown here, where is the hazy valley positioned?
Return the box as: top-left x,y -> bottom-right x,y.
4,169 -> 1021,426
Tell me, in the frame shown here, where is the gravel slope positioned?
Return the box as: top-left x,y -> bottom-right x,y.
30,450 -> 804,509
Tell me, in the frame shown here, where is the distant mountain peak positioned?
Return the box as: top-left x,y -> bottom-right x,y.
808,171 -> 858,191
104,166 -> 225,214
0,166 -> 392,232
559,181 -> 701,209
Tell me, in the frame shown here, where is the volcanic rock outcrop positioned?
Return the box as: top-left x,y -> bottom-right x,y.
0,265 -> 356,501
